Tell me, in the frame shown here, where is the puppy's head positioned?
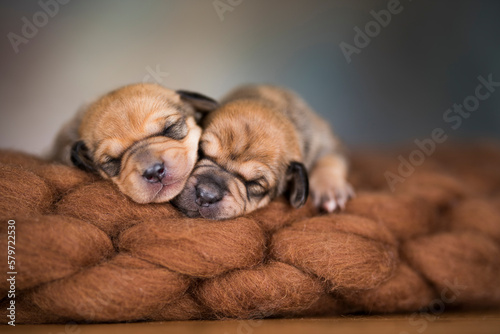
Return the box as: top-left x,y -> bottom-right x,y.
71,83 -> 218,203
174,100 -> 309,219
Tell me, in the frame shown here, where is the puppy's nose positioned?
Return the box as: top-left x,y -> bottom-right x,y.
142,163 -> 166,183
195,182 -> 223,207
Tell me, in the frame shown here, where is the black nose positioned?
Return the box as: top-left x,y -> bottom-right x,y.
195,182 -> 223,207
143,163 -> 166,183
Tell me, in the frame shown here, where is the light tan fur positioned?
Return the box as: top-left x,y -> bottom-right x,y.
174,85 -> 354,219
50,83 -> 211,204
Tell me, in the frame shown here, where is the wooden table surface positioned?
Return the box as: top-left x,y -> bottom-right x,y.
3,311 -> 500,334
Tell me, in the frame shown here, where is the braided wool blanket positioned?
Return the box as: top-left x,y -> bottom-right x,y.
1,143 -> 499,323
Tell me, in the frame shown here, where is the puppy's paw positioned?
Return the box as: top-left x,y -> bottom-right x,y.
310,176 -> 355,212
309,154 -> 354,213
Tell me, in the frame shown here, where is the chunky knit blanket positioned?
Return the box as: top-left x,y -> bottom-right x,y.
1,143 -> 499,323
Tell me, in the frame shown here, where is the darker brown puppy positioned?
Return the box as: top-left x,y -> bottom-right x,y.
50,83 -> 218,203
174,85 -> 354,219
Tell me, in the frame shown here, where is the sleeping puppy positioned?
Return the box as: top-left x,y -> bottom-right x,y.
173,84 -> 354,219
50,83 -> 218,203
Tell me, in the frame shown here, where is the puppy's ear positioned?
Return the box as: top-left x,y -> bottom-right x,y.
176,90 -> 219,116
286,161 -> 309,208
70,140 -> 97,173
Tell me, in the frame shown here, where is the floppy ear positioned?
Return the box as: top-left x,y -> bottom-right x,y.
70,140 -> 97,173
286,161 -> 309,208
176,90 -> 219,113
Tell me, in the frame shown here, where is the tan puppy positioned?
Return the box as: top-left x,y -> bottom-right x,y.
173,85 -> 354,219
50,83 -> 218,203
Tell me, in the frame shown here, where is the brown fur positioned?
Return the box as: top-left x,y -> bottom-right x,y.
0,150 -> 97,194
342,263 -> 435,313
248,197 -> 317,233
0,215 -> 113,295
345,192 -> 438,240
395,171 -> 469,206
50,83 -> 217,204
1,143 -> 500,323
150,295 -> 211,321
403,232 -> 500,307
448,198 -> 500,243
195,261 -> 327,318
0,163 -> 55,216
270,215 -> 398,291
118,217 -> 266,277
31,254 -> 190,322
174,85 -> 353,219
55,180 -> 182,239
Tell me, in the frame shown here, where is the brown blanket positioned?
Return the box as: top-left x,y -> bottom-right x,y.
1,142 -> 500,323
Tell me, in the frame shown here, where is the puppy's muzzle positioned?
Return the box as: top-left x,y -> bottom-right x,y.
142,163 -> 167,183
196,182 -> 223,206
194,175 -> 227,207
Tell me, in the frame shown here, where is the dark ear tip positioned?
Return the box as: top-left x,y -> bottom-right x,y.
176,90 -> 217,103
70,140 -> 97,173
70,140 -> 84,165
288,161 -> 309,208
176,90 -> 219,112
292,194 -> 307,208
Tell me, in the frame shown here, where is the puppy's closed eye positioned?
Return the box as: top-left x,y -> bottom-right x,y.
162,118 -> 187,140
246,180 -> 268,198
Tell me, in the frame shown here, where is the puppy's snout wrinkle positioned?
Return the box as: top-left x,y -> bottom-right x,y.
195,181 -> 223,207
142,163 -> 166,183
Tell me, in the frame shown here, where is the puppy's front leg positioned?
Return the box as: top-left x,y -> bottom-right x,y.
309,153 -> 354,212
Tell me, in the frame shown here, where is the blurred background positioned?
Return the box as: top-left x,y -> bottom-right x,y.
0,0 -> 499,155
